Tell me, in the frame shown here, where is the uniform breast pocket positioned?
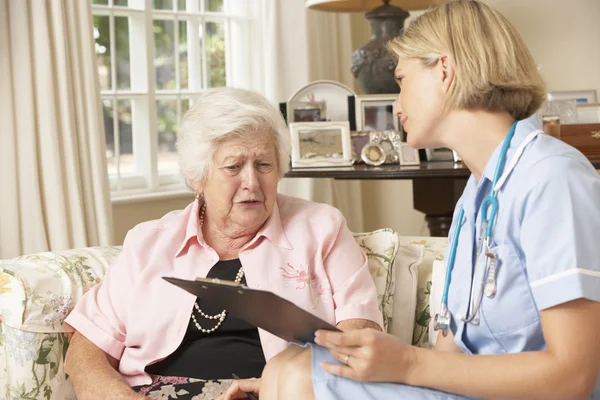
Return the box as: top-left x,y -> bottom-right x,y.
480,244 -> 541,347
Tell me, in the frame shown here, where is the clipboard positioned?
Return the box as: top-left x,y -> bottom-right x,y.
163,276 -> 340,343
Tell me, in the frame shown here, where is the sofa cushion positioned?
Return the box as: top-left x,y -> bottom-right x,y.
388,241 -> 424,344
396,237 -> 448,348
353,229 -> 399,333
0,247 -> 121,332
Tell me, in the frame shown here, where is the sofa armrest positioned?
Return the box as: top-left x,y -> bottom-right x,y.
0,246 -> 121,333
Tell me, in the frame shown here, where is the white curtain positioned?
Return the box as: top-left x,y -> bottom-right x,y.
238,0 -> 365,232
0,0 -> 113,258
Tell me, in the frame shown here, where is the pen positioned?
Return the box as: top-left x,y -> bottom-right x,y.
231,373 -> 259,400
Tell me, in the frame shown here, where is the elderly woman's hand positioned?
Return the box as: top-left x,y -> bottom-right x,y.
217,378 -> 260,400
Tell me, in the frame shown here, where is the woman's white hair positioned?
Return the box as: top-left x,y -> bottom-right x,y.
176,87 -> 291,190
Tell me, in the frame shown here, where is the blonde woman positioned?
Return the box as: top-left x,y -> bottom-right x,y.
221,1 -> 600,399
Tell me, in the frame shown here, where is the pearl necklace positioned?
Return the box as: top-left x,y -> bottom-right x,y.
192,202 -> 245,334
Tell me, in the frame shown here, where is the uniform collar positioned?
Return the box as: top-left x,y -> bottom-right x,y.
175,198 -> 293,257
480,115 -> 541,185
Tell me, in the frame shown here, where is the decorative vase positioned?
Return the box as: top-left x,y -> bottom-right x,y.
351,1 -> 409,94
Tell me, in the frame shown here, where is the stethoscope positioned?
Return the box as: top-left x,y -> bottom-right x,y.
433,122 -> 543,337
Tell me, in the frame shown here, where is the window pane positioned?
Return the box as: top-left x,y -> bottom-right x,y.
206,0 -> 223,12
114,0 -> 128,6
154,20 -> 176,90
179,21 -> 188,89
103,99 -> 116,175
115,17 -> 131,90
93,15 -> 111,91
157,99 -> 179,172
206,22 -> 226,88
153,0 -> 173,10
117,99 -> 135,175
182,98 -> 190,115
93,0 -> 109,5
177,0 -> 186,10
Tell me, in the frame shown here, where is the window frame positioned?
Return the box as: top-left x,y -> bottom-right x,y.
91,0 -> 249,199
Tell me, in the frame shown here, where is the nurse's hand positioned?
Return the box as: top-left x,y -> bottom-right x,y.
314,328 -> 416,383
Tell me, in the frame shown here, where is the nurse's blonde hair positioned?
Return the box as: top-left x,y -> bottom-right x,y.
387,0 -> 546,121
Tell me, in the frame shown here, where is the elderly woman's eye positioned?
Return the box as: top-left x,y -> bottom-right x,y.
225,165 -> 240,170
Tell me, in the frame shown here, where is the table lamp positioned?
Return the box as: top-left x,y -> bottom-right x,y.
306,0 -> 439,94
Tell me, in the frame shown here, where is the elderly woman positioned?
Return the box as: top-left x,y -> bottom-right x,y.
64,87 -> 383,399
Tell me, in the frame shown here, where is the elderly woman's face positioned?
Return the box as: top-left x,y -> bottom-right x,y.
201,130 -> 279,233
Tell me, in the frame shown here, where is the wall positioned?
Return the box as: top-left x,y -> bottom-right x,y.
353,0 -> 600,237
110,0 -> 600,243
112,194 -> 194,244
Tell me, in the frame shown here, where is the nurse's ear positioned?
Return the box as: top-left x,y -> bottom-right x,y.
437,54 -> 455,95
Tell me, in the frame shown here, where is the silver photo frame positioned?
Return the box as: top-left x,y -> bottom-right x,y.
368,130 -> 402,164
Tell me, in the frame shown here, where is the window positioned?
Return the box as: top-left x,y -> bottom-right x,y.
91,0 -> 255,196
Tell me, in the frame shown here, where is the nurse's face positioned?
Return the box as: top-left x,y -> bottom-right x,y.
393,57 -> 453,149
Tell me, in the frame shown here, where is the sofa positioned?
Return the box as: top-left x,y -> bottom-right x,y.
0,230 -> 447,399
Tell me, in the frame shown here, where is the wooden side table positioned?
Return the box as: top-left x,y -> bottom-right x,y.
285,159 -> 600,237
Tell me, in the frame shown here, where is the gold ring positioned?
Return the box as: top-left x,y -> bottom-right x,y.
344,354 -> 349,365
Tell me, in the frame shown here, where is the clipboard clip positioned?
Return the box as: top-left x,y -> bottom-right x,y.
194,277 -> 244,288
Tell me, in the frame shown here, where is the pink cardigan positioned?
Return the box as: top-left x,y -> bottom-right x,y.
65,194 -> 383,386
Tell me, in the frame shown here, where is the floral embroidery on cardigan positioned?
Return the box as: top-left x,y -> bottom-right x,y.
280,263 -> 331,308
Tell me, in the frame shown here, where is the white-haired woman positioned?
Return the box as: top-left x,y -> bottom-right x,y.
63,87 -> 383,400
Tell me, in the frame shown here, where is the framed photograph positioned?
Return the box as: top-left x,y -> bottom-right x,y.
354,94 -> 400,132
577,103 -> 600,124
547,90 -> 597,104
368,130 -> 402,164
288,80 -> 356,122
361,143 -> 386,166
351,131 -> 370,164
287,101 -> 327,123
398,143 -> 420,166
425,148 -> 454,162
289,121 -> 352,168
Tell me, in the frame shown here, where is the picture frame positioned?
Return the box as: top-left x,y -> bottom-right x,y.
289,121 -> 352,168
361,143 -> 386,166
351,131 -> 370,164
576,103 -> 600,124
367,130 -> 402,164
547,90 -> 597,104
287,101 -> 327,123
425,148 -> 454,162
398,143 -> 421,166
354,94 -> 400,132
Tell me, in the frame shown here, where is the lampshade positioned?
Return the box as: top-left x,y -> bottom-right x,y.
305,0 -> 438,12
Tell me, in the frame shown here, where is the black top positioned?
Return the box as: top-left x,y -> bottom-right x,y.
146,259 -> 266,379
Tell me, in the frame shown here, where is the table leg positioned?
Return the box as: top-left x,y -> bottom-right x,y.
412,178 -> 468,237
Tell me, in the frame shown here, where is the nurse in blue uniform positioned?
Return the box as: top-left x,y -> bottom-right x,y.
220,1 -> 600,399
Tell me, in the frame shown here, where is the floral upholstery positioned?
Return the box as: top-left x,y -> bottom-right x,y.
353,229 -> 399,332
0,234 -> 447,399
